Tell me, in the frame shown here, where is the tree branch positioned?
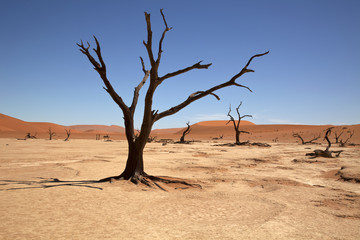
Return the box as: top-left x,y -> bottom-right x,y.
77,38 -> 129,114
158,61 -> 212,85
143,12 -> 156,68
156,9 -> 172,68
140,56 -> 147,74
93,36 -> 106,71
131,70 -> 150,112
130,57 -> 150,112
154,51 -> 268,122
189,91 -> 220,100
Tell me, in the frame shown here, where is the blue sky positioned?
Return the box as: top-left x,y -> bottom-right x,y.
1,0 -> 359,129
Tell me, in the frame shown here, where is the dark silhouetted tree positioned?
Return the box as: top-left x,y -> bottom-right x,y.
179,121 -> 191,143
339,130 -> 354,147
227,102 -> 251,145
334,127 -> 347,144
64,129 -> 71,141
77,9 -> 268,186
48,128 -> 55,140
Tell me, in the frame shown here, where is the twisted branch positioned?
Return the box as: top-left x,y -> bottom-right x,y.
154,52 -> 268,122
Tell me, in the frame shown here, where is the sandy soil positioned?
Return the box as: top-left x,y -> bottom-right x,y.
0,138 -> 359,239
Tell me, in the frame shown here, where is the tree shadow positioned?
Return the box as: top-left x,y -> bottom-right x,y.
0,177 -> 103,191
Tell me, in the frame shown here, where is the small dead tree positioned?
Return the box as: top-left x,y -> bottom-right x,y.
25,132 -> 37,139
179,121 -> 192,143
64,129 -> 71,141
292,132 -> 320,144
147,135 -> 157,143
77,9 -> 268,187
48,128 -> 55,140
339,130 -> 354,147
306,127 -> 343,158
334,127 -> 347,144
226,102 -> 251,145
103,135 -> 111,142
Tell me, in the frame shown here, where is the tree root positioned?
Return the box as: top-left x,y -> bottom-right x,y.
99,173 -> 202,191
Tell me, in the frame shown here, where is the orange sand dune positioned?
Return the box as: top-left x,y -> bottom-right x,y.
70,125 -> 125,133
151,128 -> 184,135
0,113 -> 38,132
195,120 -> 255,126
0,113 -> 80,135
1,113 -> 359,144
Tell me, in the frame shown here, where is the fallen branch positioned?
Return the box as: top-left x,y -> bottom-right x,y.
305,127 -> 343,158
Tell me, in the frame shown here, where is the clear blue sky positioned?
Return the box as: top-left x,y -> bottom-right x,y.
1,0 -> 359,129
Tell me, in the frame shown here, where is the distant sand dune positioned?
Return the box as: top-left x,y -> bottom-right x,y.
0,113 -> 359,144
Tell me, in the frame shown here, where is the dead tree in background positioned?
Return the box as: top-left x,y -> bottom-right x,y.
292,133 -> 320,144
339,130 -> 354,147
64,129 -> 71,141
25,132 -> 37,139
226,102 -> 251,145
77,9 -> 268,187
147,135 -> 157,143
179,121 -> 192,143
103,135 -> 111,142
334,127 -> 346,144
306,127 -> 343,158
48,128 -> 55,140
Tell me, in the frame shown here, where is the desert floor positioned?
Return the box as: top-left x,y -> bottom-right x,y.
0,138 -> 359,239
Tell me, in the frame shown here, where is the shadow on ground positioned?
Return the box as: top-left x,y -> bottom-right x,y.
0,178 -> 103,191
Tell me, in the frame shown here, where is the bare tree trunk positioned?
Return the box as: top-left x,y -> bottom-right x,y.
235,131 -> 241,144
64,129 -> 71,141
118,143 -> 145,181
227,102 -> 251,145
48,128 -> 55,140
180,121 -> 191,143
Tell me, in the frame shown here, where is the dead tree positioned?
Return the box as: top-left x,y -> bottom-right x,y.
334,127 -> 347,144
103,135 -> 111,142
48,128 -> 55,140
25,132 -> 37,139
179,121 -> 192,143
147,135 -> 157,143
226,102 -> 251,145
306,127 -> 343,158
292,132 -> 320,144
77,9 -> 268,187
64,129 -> 71,141
339,130 -> 354,147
